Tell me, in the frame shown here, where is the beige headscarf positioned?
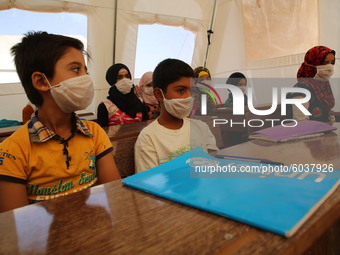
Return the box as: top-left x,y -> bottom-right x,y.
139,72 -> 158,105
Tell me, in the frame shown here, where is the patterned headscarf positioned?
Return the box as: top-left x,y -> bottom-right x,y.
297,46 -> 335,111
139,72 -> 158,105
193,66 -> 211,78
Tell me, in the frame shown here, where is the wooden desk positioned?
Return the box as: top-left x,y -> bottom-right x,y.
0,124 -> 339,254
218,123 -> 340,167
0,125 -> 22,137
218,122 -> 340,255
0,182 -> 338,255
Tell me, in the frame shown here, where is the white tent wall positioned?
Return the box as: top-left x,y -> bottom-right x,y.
0,0 -> 115,121
207,0 -> 340,110
0,0 -> 213,121
0,0 -> 339,121
319,0 -> 340,112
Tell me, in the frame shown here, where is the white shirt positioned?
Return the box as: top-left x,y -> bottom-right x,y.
134,117 -> 218,172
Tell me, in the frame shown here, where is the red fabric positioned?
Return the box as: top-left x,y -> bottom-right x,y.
108,110 -> 142,125
297,46 -> 335,111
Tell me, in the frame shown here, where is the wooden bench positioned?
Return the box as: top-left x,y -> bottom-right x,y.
0,125 -> 22,142
103,120 -> 155,178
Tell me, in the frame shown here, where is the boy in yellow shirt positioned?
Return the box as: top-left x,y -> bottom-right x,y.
0,31 -> 120,212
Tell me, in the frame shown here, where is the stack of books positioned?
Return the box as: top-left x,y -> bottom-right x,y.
248,120 -> 337,142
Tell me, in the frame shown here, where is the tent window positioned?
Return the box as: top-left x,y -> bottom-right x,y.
134,24 -> 195,78
242,0 -> 319,60
0,8 -> 87,84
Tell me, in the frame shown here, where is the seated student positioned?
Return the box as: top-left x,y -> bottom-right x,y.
138,71 -> 160,119
288,46 -> 336,123
97,63 -> 149,127
192,66 -> 218,115
22,101 -> 37,124
134,59 -> 219,173
225,72 -> 248,108
0,31 -> 120,212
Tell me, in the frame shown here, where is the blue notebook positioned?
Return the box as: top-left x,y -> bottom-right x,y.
122,147 -> 340,237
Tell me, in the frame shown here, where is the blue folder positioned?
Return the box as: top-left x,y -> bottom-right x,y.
122,147 -> 340,237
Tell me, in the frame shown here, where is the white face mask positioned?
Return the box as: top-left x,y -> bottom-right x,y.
144,87 -> 154,95
45,74 -> 94,113
314,64 -> 334,81
115,78 -> 133,94
161,90 -> 193,119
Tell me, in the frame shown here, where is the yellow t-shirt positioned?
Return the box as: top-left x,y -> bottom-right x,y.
0,119 -> 113,203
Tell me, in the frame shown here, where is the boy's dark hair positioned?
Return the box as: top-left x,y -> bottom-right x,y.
11,31 -> 87,107
153,58 -> 194,92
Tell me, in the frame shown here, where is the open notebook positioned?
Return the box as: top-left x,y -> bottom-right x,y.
249,120 -> 337,142
123,147 -> 340,237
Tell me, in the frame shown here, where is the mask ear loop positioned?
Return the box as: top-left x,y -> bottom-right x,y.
159,89 -> 166,101
41,73 -> 51,88
42,73 -> 61,89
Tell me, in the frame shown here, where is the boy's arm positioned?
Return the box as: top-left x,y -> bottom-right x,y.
96,152 -> 121,184
0,181 -> 29,212
134,136 -> 159,173
204,123 -> 219,151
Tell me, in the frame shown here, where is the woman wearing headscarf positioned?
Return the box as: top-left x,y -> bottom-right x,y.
97,63 -> 149,127
138,72 -> 160,119
225,72 -> 248,108
192,66 -> 218,115
289,46 -> 336,123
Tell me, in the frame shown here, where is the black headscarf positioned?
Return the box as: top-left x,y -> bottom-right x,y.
105,63 -> 148,119
226,72 -> 248,105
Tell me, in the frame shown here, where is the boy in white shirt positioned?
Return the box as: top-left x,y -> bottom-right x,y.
134,58 -> 218,172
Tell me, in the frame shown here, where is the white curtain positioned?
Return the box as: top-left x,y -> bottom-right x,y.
0,0 -> 115,120
207,0 -> 340,109
0,0 -> 213,120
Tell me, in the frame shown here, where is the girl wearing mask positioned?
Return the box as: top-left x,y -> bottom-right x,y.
290,46 -> 336,123
97,63 -> 149,127
192,66 -> 220,115
225,72 -> 248,108
138,72 -> 160,119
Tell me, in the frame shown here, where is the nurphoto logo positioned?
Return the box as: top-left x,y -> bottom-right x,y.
198,82 -> 311,128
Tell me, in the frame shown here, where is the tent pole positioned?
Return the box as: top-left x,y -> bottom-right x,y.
113,0 -> 118,64
204,0 -> 218,67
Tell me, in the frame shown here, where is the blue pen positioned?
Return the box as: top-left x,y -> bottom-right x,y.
215,154 -> 267,161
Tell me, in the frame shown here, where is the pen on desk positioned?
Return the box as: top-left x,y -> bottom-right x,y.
215,154 -> 267,161
215,155 -> 284,165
